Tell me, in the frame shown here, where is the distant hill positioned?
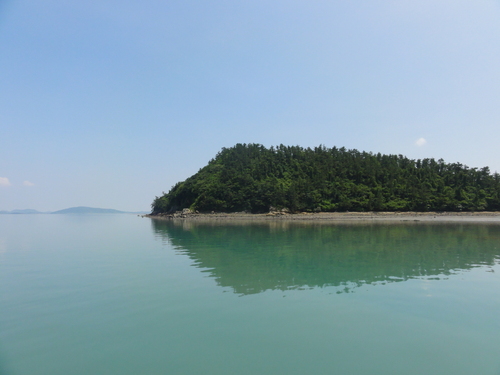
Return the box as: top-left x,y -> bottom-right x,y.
52,206 -> 128,214
0,209 -> 46,214
0,206 -> 148,215
11,209 -> 45,214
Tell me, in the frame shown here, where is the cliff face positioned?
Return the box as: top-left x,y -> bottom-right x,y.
152,143 -> 500,214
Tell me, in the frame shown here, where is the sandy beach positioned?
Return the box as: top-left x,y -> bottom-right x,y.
146,211 -> 500,223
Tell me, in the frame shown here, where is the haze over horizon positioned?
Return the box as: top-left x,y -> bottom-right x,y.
2,1 -> 500,212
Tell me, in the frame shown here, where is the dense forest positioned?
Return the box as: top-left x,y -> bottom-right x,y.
151,143 -> 500,214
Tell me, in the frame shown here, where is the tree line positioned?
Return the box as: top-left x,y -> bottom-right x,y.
152,143 -> 500,214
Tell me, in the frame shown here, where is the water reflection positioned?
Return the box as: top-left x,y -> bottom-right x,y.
151,219 -> 500,295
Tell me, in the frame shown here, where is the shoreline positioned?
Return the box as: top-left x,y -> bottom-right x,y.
144,211 -> 500,223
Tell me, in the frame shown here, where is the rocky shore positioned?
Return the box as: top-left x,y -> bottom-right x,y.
144,209 -> 500,222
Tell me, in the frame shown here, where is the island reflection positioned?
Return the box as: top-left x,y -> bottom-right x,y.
151,219 -> 500,295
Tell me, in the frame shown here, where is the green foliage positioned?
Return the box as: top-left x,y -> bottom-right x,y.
151,143 -> 500,214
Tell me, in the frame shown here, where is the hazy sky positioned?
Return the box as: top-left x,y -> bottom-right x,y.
1,0 -> 500,212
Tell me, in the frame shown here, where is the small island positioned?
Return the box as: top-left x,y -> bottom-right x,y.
151,143 -> 500,216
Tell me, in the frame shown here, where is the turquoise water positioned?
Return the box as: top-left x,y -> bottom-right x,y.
1,214 -> 500,375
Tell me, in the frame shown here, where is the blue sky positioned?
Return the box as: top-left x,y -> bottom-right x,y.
1,0 -> 500,212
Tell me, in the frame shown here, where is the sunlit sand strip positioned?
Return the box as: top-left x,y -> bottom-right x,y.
145,211 -> 500,223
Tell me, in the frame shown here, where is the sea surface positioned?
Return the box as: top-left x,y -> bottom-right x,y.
1,214 -> 500,375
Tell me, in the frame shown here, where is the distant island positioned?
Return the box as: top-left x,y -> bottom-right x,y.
0,207 -> 148,214
151,143 -> 500,214
0,209 -> 49,214
51,207 -> 128,214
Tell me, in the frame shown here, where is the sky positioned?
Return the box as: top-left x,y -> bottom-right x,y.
1,0 -> 500,212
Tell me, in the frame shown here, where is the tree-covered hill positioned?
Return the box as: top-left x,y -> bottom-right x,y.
152,143 -> 500,214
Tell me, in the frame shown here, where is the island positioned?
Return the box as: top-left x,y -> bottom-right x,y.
151,143 -> 500,216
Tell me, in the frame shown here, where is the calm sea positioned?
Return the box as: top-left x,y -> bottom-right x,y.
1,214 -> 500,375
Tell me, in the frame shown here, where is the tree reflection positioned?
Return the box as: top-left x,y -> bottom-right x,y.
151,219 -> 500,295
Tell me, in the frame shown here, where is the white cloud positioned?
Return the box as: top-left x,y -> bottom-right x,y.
23,180 -> 35,186
0,177 -> 11,187
415,138 -> 427,147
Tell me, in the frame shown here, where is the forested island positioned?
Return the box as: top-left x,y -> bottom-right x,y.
151,143 -> 500,214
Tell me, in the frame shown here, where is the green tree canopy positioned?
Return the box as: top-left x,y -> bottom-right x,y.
152,144 -> 500,214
